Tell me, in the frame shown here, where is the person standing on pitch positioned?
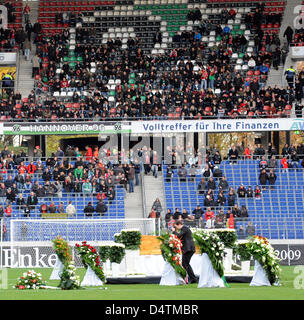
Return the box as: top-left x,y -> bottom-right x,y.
172,220 -> 197,284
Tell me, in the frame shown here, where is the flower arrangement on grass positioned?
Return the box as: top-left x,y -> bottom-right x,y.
15,270 -> 45,290
157,232 -> 186,279
100,243 -> 126,264
59,261 -> 81,290
52,236 -> 72,265
114,229 -> 142,250
235,235 -> 281,285
75,241 -> 105,282
192,229 -> 226,278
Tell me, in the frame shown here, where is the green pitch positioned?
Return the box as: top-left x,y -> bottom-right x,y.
0,266 -> 303,300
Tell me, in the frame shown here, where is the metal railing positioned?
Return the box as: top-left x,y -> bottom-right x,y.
160,216 -> 304,240
140,171 -> 147,219
1,110 -> 297,122
0,155 -> 303,173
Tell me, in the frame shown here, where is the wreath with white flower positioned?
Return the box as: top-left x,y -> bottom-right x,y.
59,261 -> 81,290
158,232 -> 186,279
15,270 -> 45,290
203,228 -> 237,249
234,235 -> 281,285
75,241 -> 105,282
192,229 -> 227,281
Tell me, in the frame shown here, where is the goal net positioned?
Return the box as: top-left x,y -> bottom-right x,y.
10,219 -> 158,242
1,219 -> 158,268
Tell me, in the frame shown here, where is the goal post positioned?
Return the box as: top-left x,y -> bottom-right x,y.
1,219 -> 160,268
10,219 -> 159,242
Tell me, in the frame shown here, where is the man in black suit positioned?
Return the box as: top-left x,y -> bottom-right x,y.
172,220 -> 197,284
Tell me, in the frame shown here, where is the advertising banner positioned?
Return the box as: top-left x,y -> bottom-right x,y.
1,241 -> 304,268
3,122 -> 132,135
3,118 -> 304,135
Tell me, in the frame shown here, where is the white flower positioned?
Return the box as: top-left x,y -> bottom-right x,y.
120,228 -> 140,232
216,252 -> 219,256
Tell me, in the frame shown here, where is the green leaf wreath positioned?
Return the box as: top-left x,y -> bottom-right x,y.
99,243 -> 126,264
109,244 -> 126,264
233,241 -> 252,261
207,229 -> 237,249
157,232 -> 187,279
114,229 -> 142,250
99,245 -> 112,263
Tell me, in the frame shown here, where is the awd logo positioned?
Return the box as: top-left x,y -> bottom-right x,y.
0,6 -> 7,30
290,119 -> 304,131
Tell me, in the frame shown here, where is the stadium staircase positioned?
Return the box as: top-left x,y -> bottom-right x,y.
162,160 -> 304,240
124,182 -> 144,219
143,174 -> 166,219
266,0 -> 298,90
16,0 -> 40,97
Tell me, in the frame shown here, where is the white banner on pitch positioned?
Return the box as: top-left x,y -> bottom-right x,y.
81,266 -> 104,286
49,256 -> 64,280
198,253 -> 225,288
159,261 -> 185,286
250,260 -> 271,286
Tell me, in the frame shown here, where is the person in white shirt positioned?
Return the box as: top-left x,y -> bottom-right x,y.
248,57 -> 256,69
66,201 -> 76,217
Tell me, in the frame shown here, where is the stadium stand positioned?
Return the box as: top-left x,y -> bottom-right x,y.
0,145 -> 129,241
15,0 -> 289,121
162,143 -> 304,240
2,0 -> 304,245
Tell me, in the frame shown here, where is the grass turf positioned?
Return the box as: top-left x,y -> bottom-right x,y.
0,266 -> 303,300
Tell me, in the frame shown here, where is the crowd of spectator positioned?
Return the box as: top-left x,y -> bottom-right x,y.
0,144 -> 149,218
162,140 -> 304,232
164,203 -> 250,231
13,2 -> 293,121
